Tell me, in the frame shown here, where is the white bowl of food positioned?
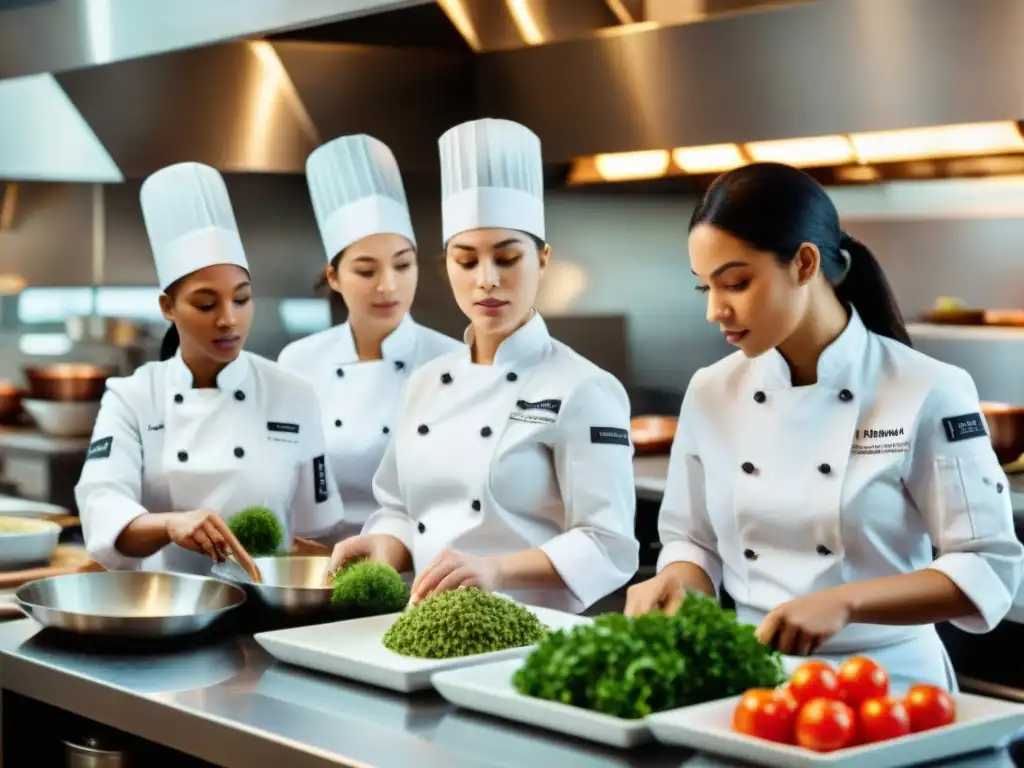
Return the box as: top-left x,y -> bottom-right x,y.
0,516 -> 60,569
22,399 -> 101,437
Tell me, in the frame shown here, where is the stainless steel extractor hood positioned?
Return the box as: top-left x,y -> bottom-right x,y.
0,0 -> 431,79
471,0 -> 1024,162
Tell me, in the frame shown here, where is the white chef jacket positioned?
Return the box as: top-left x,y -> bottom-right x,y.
658,306 -> 1024,689
278,314 -> 460,538
362,312 -> 639,613
75,351 -> 345,573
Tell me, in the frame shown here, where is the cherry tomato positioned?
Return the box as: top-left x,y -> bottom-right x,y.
859,696 -> 911,743
795,697 -> 857,752
733,688 -> 799,744
837,656 -> 889,707
789,660 -> 840,706
904,684 -> 956,732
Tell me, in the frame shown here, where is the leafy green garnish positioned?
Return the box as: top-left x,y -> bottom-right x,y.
381,588 -> 547,658
512,593 -> 785,719
228,506 -> 284,557
331,559 -> 410,618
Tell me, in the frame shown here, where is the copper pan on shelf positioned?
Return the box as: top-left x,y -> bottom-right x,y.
23,363 -> 112,402
0,382 -> 24,424
630,415 -> 678,455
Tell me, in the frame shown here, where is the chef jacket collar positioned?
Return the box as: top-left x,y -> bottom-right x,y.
462,309 -> 550,368
168,349 -> 250,393
333,313 -> 419,365
756,304 -> 868,390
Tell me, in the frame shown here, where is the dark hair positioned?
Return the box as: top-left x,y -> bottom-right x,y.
315,252 -> 347,326
159,324 -> 180,361
690,162 -> 911,347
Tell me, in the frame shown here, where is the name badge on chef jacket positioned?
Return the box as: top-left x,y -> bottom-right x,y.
267,421 -> 301,444
509,399 -> 561,425
851,424 -> 910,456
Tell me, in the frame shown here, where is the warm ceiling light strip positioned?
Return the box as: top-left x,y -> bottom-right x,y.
672,144 -> 746,173
850,121 -> 1024,163
437,0 -> 482,52
506,0 -> 544,45
745,135 -> 856,168
595,150 -> 671,180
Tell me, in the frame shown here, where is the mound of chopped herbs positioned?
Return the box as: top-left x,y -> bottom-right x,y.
228,505 -> 284,557
331,559 -> 410,618
512,592 -> 785,719
382,588 -> 547,659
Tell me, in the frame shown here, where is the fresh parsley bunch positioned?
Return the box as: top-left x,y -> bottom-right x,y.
512,593 -> 785,719
382,588 -> 547,658
227,506 -> 284,557
330,559 -> 410,618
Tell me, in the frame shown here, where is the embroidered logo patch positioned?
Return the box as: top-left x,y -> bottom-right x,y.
86,436 -> 113,460
942,412 -> 987,443
313,454 -> 328,503
516,399 -> 562,415
590,427 -> 630,446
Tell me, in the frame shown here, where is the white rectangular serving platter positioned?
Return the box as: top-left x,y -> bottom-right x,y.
253,605 -> 589,694
646,691 -> 1024,768
431,657 -> 651,748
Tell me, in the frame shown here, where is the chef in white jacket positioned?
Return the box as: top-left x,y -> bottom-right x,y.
625,162 -> 1024,688
75,162 -> 345,575
329,118 -> 639,613
278,135 -> 459,539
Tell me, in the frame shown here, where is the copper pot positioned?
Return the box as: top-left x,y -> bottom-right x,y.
24,364 -> 112,402
981,402 -> 1024,466
631,415 -> 678,455
0,382 -> 23,424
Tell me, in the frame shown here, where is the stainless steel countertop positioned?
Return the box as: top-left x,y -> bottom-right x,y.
0,617 -> 1019,768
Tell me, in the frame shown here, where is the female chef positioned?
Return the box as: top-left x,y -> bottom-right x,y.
328,118 -> 639,613
624,162 -> 1024,688
278,134 -> 460,539
75,161 -> 345,575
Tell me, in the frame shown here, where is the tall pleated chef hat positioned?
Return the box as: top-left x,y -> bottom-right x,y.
140,162 -> 248,291
306,134 -> 416,261
439,118 -> 545,245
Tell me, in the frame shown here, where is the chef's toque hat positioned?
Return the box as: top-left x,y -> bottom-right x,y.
439,118 -> 545,245
140,162 -> 249,291
306,134 -> 416,262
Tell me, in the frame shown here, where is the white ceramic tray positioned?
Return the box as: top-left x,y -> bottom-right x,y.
431,657 -> 651,748
646,691 -> 1024,767
253,605 -> 589,693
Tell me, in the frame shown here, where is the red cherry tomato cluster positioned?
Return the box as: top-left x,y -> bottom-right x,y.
732,657 -> 957,752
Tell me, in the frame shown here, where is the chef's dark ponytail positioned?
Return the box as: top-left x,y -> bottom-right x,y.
159,324 -> 180,361
690,162 -> 911,347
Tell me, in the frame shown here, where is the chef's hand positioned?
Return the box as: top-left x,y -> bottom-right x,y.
756,591 -> 852,656
327,534 -> 411,578
410,549 -> 501,605
165,509 -> 259,578
624,570 -> 686,617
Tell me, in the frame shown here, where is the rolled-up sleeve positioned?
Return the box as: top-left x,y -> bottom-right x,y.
74,383 -> 149,571
542,375 -> 639,610
656,379 -> 723,593
290,384 -> 346,540
905,368 -> 1024,633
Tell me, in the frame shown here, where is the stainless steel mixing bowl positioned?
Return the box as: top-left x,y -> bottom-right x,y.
211,555 -> 336,615
15,571 -> 247,637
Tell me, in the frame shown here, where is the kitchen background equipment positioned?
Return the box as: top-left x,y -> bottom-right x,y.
21,398 -> 102,437
24,363 -> 111,402
15,571 -> 246,637
0,381 -> 24,424
0,515 -> 60,570
981,402 -> 1024,467
211,555 -> 339,616
63,735 -> 129,768
630,415 -> 678,456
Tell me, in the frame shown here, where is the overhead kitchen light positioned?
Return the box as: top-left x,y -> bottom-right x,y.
594,150 -> 671,181
506,0 -> 545,45
672,144 -> 746,174
746,135 -> 856,168
850,121 -> 1024,164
